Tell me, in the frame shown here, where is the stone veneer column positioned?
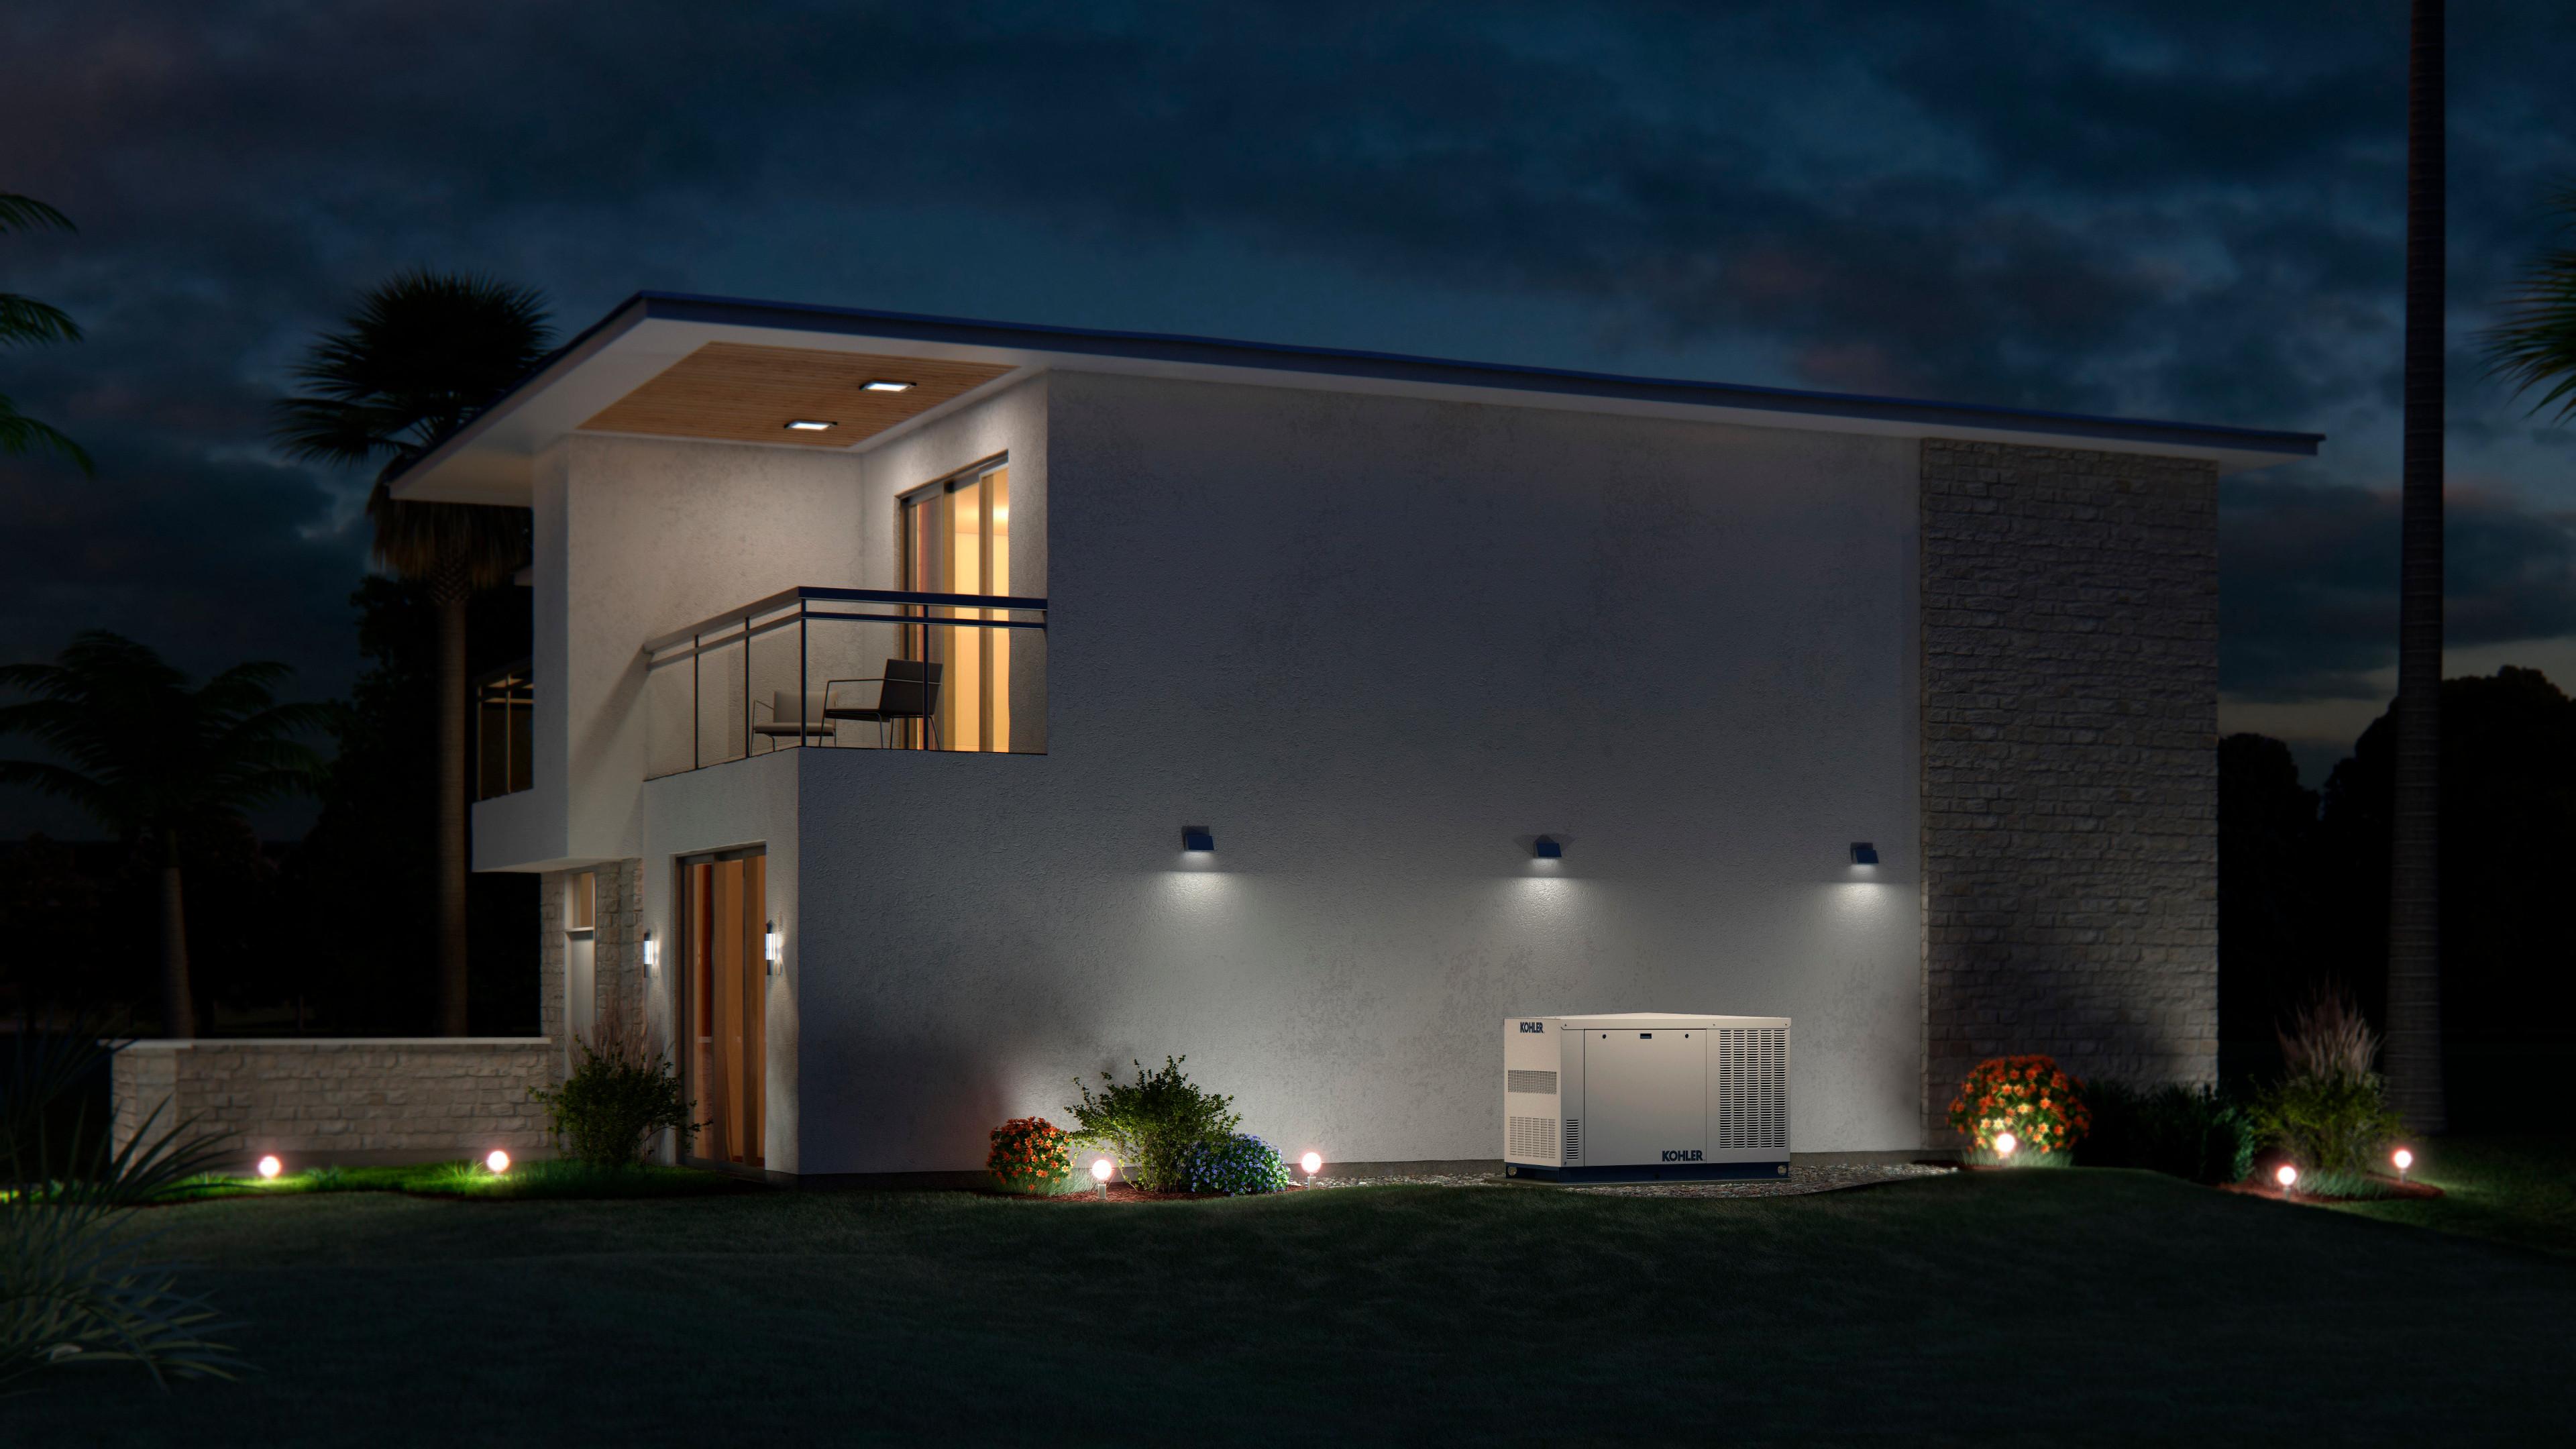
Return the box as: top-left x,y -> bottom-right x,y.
539,860 -> 647,1062
1919,439 -> 2220,1142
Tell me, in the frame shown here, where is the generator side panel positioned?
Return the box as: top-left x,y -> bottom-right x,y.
1705,1020 -> 1793,1164
1502,1019 -> 1563,1166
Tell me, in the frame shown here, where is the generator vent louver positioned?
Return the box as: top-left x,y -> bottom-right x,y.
1715,1026 -> 1788,1150
1505,1069 -> 1558,1095
1563,1118 -> 1580,1161
1507,1115 -> 1559,1161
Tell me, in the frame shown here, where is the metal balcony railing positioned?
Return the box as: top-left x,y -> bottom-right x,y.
641,587 -> 1048,780
475,660 -> 534,800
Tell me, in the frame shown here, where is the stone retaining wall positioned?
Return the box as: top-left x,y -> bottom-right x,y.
1919,438 -> 2220,1142
110,1037 -> 558,1166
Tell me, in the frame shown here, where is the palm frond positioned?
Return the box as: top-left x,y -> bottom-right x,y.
0,402 -> 95,478
0,195 -> 74,235
0,294 -> 82,349
2483,184 -> 2576,422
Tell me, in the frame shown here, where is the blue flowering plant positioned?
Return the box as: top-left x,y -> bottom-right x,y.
1182,1132 -> 1293,1196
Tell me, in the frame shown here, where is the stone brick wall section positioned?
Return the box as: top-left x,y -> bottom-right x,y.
109,1038 -> 557,1164
1919,439 -> 2220,1142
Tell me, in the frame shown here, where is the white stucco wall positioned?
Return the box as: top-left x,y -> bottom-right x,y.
788,371 -> 1923,1171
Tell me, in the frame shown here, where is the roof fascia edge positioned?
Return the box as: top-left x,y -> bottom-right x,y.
634,292 -> 2321,460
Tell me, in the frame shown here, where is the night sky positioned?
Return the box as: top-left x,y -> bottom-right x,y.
3,2 -> 2573,834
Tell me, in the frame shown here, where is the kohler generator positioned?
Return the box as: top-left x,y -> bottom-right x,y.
1503,1014 -> 1790,1183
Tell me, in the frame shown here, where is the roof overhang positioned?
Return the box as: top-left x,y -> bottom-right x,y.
392,291 -> 2322,504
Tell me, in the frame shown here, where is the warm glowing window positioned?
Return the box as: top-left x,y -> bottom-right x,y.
898,460 -> 1012,752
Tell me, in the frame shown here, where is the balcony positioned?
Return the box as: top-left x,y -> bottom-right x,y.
641,587 -> 1049,780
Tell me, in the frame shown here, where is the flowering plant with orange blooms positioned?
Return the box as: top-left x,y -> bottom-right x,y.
1947,1055 -> 2090,1158
986,1116 -> 1074,1195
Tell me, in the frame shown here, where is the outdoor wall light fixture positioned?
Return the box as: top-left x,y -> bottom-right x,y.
1849,842 -> 1880,866
784,419 -> 837,431
1181,826 -> 1216,853
1532,836 -> 1562,860
256,1155 -> 282,1181
641,929 -> 659,973
861,379 -> 916,392
764,921 -> 784,973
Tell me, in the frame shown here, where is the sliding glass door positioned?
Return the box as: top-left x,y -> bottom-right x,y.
899,461 -> 1011,752
678,849 -> 765,1169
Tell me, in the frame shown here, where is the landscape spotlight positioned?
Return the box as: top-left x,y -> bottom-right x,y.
256,1155 -> 282,1181
1532,835 -> 1562,860
1181,826 -> 1216,853
2275,1163 -> 2298,1195
2393,1147 -> 2414,1183
486,1149 -> 511,1175
1992,1131 -> 2017,1161
1300,1151 -> 1322,1186
1849,842 -> 1879,866
1091,1158 -> 1114,1199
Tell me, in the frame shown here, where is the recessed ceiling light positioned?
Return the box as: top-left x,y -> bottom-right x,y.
785,419 -> 836,431
861,379 -> 916,392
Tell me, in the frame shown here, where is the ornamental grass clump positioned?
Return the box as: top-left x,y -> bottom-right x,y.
1949,1055 -> 2090,1162
986,1118 -> 1074,1195
1182,1133 -> 1293,1196
2251,991 -> 2401,1180
1066,1057 -> 1240,1192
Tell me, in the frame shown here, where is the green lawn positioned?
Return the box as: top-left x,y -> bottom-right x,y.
11,1155 -> 2573,1446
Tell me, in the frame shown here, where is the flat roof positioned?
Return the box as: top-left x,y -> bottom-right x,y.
392,290 -> 2322,503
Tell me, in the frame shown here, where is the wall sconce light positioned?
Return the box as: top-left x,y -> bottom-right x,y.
764,920 -> 784,973
641,929 -> 659,973
1849,842 -> 1880,865
1532,835 -> 1562,860
1181,826 -> 1216,853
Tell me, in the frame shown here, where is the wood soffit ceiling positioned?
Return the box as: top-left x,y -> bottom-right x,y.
578,342 -> 1018,447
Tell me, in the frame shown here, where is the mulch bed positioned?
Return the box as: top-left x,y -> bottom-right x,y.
1020,1181 -> 1328,1203
2220,1175 -> 2444,1204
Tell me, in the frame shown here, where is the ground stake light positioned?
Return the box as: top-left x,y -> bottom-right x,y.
486,1149 -> 511,1176
2275,1163 -> 2298,1197
1091,1158 -> 1114,1199
1992,1131 -> 2017,1163
256,1155 -> 282,1181
1301,1151 -> 1322,1187
2393,1148 -> 2413,1183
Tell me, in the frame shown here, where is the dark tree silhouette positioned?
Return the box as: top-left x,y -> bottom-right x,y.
0,193 -> 92,475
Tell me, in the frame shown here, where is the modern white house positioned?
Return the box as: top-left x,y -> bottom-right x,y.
374,291 -> 2316,1183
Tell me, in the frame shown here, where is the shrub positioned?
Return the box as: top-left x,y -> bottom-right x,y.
529,1029 -> 699,1167
2251,1071 -> 2402,1178
2078,1081 -> 2258,1184
1947,1055 -> 2090,1159
987,1118 -> 1074,1195
1066,1057 -> 1240,1192
1182,1133 -> 1293,1196
2251,988 -> 2402,1177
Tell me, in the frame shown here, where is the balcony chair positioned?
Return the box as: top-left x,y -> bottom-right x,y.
822,660 -> 945,749
750,691 -> 839,749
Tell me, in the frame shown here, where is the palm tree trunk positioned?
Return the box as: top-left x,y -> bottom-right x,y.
159,830 -> 195,1039
436,583 -> 471,1035
2386,0 -> 2447,1133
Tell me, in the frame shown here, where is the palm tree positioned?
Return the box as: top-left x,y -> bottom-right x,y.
2384,0 -> 2446,1134
2484,185 -> 2576,416
0,193 -> 93,476
0,633 -> 323,1038
272,271 -> 553,1036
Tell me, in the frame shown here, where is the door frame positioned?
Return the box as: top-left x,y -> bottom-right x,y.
670,845 -> 768,1175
